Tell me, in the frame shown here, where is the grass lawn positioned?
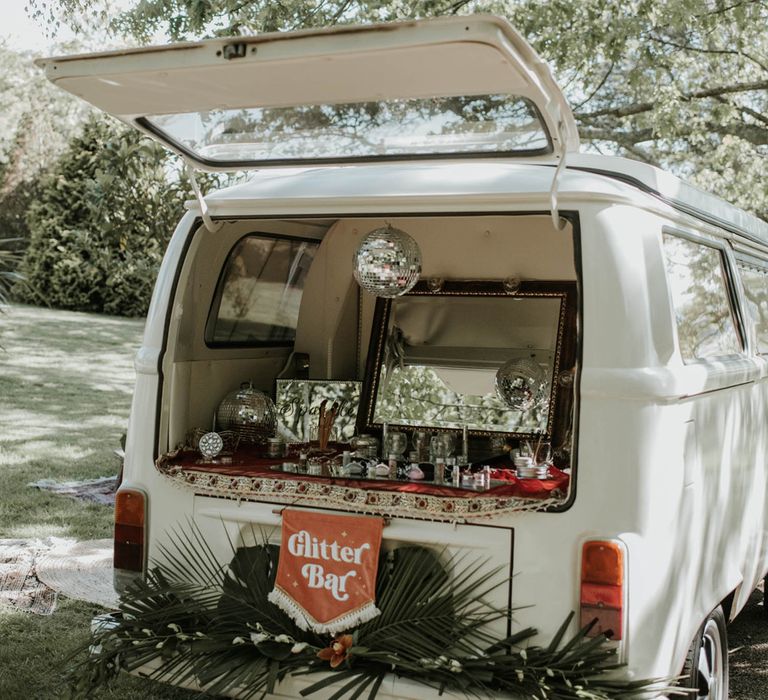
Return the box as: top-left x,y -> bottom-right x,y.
0,304 -> 194,699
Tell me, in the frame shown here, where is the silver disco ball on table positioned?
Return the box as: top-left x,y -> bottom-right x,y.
216,381 -> 277,444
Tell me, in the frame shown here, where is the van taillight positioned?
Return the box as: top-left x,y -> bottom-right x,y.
114,489 -> 146,572
580,540 -> 624,641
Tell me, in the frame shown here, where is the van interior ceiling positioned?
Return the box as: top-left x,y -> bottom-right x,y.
159,214 -> 578,472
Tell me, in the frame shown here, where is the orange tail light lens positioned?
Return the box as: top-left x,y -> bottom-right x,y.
114,488 -> 146,572
580,540 -> 624,640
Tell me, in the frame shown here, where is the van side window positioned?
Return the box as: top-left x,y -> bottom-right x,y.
736,262 -> 768,354
662,234 -> 741,362
205,234 -> 318,346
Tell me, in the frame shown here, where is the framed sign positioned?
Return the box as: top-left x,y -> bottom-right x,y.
275,379 -> 362,442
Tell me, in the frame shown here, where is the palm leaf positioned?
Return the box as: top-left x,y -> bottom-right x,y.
66,522 -> 667,700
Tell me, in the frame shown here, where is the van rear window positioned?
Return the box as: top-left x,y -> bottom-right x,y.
737,262 -> 768,354
206,234 -> 318,346
662,234 -> 741,362
144,95 -> 549,165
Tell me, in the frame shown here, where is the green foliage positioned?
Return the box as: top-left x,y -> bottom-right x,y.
0,43 -> 89,193
377,365 -> 547,432
17,114 -> 190,316
69,527 -> 669,699
0,241 -> 23,307
505,0 -> 768,217
0,176 -> 41,259
0,43 -> 90,298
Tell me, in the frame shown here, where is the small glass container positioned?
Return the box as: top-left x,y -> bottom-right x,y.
534,441 -> 552,466
430,433 -> 456,460
307,462 -> 322,476
434,456 -> 446,485
345,461 -> 365,477
514,455 -> 534,469
267,437 -> 284,458
412,431 -> 430,461
388,453 -> 398,480
351,434 -> 380,459
384,431 -> 408,457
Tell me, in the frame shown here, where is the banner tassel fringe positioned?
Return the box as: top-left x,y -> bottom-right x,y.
268,588 -> 380,635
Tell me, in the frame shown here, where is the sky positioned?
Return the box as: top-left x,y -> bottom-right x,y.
2,1 -> 77,53
0,0 -> 145,55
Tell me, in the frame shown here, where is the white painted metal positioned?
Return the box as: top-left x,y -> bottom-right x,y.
115,161 -> 768,697
35,15 -> 579,167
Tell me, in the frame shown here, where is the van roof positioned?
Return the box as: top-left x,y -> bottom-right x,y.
201,153 -> 768,247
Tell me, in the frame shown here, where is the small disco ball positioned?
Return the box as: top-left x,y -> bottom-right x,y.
495,358 -> 548,411
216,382 -> 277,443
353,225 -> 422,298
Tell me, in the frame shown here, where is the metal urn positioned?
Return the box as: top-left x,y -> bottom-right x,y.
216,381 -> 277,443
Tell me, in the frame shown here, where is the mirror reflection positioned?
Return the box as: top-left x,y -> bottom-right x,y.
371,295 -> 563,434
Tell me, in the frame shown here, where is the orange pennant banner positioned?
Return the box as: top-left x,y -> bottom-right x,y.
268,509 -> 384,634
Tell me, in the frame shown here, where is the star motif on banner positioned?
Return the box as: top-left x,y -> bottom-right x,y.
292,581 -> 299,588
341,531 -> 348,537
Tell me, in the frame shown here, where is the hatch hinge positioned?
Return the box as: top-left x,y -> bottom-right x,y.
185,164 -> 222,233
549,120 -> 569,232
222,42 -> 247,60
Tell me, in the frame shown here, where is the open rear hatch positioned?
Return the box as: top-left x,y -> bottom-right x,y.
36,15 -> 578,170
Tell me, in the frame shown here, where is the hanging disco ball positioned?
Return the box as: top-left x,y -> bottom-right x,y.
353,225 -> 422,298
495,358 -> 548,411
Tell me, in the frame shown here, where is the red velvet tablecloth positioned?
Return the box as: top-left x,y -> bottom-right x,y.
157,448 -> 569,501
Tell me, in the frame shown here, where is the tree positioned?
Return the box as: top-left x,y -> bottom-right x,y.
17,114 -> 191,316
26,0 -> 768,219
0,40 -> 93,296
0,241 -> 22,308
0,43 -> 89,195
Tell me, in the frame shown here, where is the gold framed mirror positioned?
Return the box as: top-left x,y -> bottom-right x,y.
357,280 -> 577,445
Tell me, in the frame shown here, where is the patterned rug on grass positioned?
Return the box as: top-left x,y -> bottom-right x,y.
28,476 -> 118,506
0,538 -> 118,615
36,539 -> 118,609
0,540 -> 58,615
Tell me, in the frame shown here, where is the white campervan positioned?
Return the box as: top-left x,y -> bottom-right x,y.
38,15 -> 768,700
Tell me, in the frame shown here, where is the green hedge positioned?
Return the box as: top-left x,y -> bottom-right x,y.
16,115 -> 191,317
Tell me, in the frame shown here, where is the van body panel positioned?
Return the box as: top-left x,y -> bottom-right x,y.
197,157 -> 768,246
108,159 -> 768,698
